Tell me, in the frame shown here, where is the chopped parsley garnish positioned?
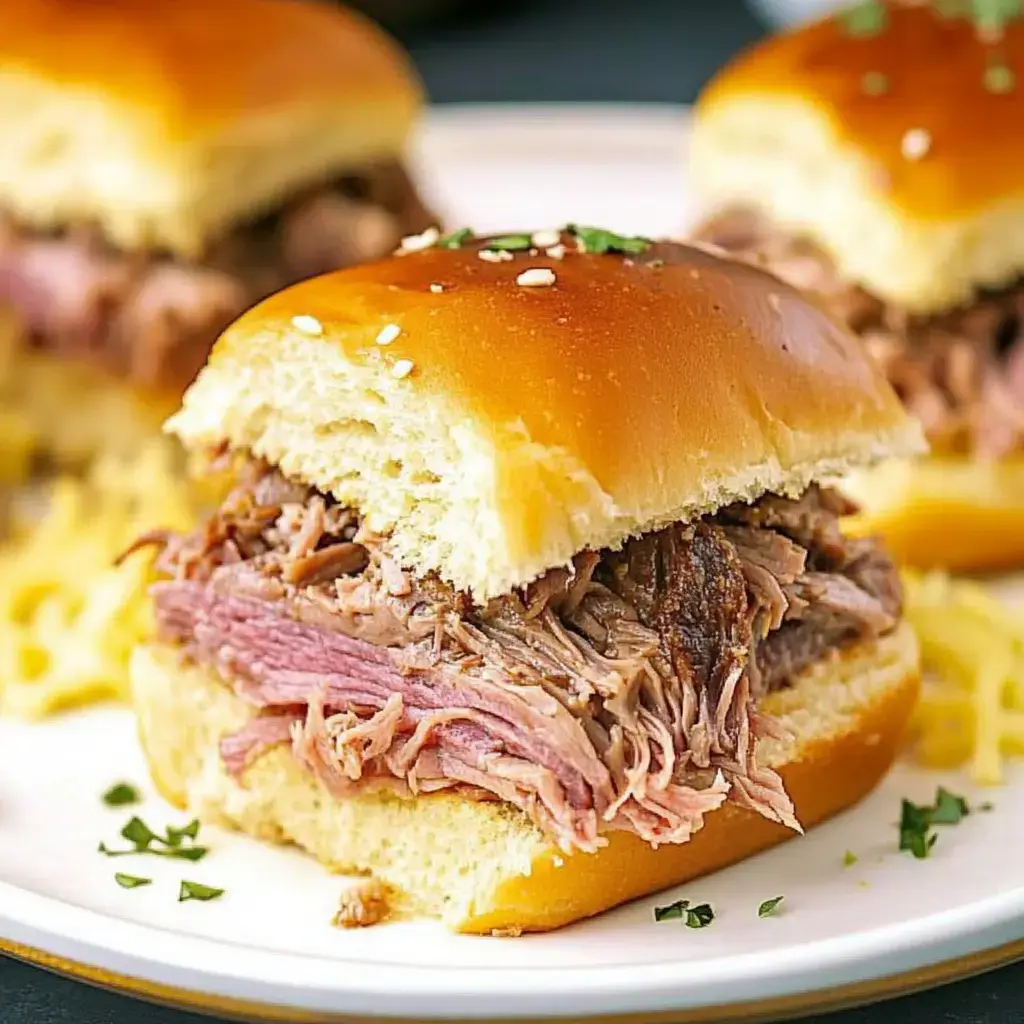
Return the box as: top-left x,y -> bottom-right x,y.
566,225 -> 651,255
486,234 -> 533,251
161,845 -> 208,862
899,799 -> 939,859
843,849 -> 858,867
99,816 -> 208,861
840,1 -> 888,36
979,801 -> 995,812
438,228 -> 473,250
758,896 -> 785,918
929,786 -> 970,825
898,786 -> 971,859
685,903 -> 715,929
119,816 -> 160,849
653,898 -> 714,928
178,880 -> 225,903
102,782 -> 141,807
654,898 -> 688,922
165,819 -> 202,847
114,873 -> 152,889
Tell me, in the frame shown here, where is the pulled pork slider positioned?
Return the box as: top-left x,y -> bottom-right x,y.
130,228 -> 924,933
690,0 -> 1024,571
0,0 -> 432,465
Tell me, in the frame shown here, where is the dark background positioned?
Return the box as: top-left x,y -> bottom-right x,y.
2,0 -> 1022,1021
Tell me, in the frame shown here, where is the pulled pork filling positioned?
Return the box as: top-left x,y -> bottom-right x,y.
695,209 -> 1024,459
144,459 -> 901,854
0,160 -> 433,393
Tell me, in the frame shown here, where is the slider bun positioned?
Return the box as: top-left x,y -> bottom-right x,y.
0,0 -> 423,255
168,234 -> 924,599
130,623 -> 919,933
842,456 -> 1024,573
690,4 -> 1024,311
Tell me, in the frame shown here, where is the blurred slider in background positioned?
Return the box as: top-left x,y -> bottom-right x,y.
690,0 -> 1024,573
0,0 -> 435,720
0,0 -> 434,476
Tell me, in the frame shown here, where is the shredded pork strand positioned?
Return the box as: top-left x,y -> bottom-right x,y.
148,459 -> 901,854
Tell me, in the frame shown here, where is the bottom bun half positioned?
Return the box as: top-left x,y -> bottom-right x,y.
130,624 -> 919,934
842,456 -> 1024,573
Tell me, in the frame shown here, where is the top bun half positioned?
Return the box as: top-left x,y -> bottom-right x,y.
0,0 -> 423,255
691,2 -> 1024,312
168,229 -> 924,599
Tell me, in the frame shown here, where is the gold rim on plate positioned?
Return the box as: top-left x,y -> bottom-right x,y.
2,935 -> 1023,1023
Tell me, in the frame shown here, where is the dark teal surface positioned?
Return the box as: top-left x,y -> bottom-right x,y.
4,0 -> 1022,1020
1,955 -> 1023,1023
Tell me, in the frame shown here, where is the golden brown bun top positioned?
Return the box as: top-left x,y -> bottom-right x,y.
5,0 -> 419,141
236,231 -> 920,474
171,230 -> 924,597
697,2 -> 1024,220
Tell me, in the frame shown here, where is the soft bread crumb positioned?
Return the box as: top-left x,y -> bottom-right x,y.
168,312 -> 923,600
334,878 -> 392,928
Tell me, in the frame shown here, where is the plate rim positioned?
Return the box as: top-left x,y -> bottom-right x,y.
3,875 -> 1024,1017
3,933 -> 1024,1024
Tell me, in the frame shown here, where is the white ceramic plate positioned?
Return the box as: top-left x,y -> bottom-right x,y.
2,105 -> 1024,1023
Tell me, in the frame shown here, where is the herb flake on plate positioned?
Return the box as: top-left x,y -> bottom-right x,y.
114,873 -> 151,890
119,816 -> 160,850
929,787 -> 970,825
102,782 -> 140,807
178,880 -> 225,903
758,896 -> 785,918
653,899 -> 714,928
684,903 -> 715,929
898,786 -> 971,859
165,819 -> 202,847
899,798 -> 939,859
653,898 -> 688,922
99,816 -> 208,861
